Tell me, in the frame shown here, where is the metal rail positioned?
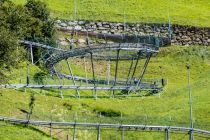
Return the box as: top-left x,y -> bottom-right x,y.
0,116 -> 209,136
0,84 -> 160,91
20,40 -> 66,51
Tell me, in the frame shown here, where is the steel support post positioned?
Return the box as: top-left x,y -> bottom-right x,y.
125,58 -> 134,86
66,59 -> 80,98
53,66 -> 64,99
135,53 -> 152,89
129,53 -> 141,85
187,65 -> 193,140
30,44 -> 34,64
112,49 -> 120,96
73,124 -> 76,140
84,57 -> 88,84
90,52 -> 97,98
165,128 -> 170,140
107,60 -> 111,85
122,127 -> 124,140
97,126 -> 100,140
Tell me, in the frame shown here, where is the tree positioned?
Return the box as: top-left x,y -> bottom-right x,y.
25,0 -> 50,21
0,27 -> 24,69
24,0 -> 56,45
0,0 -> 56,71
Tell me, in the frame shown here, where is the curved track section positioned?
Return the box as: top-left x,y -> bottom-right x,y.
45,43 -> 158,72
44,43 -> 160,91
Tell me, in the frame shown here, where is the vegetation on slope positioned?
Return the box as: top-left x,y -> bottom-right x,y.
13,0 -> 210,27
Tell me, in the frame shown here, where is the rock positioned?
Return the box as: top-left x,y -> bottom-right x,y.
60,23 -> 67,27
66,38 -> 77,43
78,38 -> 86,44
110,29 -> 115,34
101,30 -> 108,34
103,24 -> 110,28
78,21 -> 86,25
68,21 -> 77,26
60,41 -> 69,46
75,25 -> 82,31
97,22 -> 102,27
98,27 -> 107,30
195,38 -> 201,42
66,26 -> 73,30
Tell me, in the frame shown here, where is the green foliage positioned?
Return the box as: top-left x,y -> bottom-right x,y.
94,107 -> 121,117
33,72 -> 47,84
24,0 -> 56,43
25,0 -> 50,21
0,27 -> 24,69
0,0 -> 56,72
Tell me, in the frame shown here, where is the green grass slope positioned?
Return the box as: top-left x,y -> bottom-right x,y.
0,122 -> 51,140
0,45 -> 210,139
13,0 -> 210,27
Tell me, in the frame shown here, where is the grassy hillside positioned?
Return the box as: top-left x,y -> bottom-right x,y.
0,122 -> 51,140
13,0 -> 210,27
0,45 -> 210,139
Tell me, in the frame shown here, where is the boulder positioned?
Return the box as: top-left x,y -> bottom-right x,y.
101,30 -> 108,34
68,21 -> 77,26
75,25 -> 82,31
60,23 -> 67,27
66,26 -> 73,30
78,21 -> 86,25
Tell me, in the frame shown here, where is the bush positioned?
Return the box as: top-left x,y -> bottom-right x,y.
94,107 -> 121,117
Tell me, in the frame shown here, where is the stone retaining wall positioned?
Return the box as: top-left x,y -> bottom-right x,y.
56,20 -> 210,46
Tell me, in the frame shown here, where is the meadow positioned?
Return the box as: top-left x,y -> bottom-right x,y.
13,0 -> 210,27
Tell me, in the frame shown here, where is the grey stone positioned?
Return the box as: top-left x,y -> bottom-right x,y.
66,38 -> 77,43
78,21 -> 86,25
60,23 -> 67,27
97,22 -> 102,27
66,26 -> 73,30
67,21 -> 77,26
101,30 -> 108,34
103,24 -> 110,28
75,25 -> 82,31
